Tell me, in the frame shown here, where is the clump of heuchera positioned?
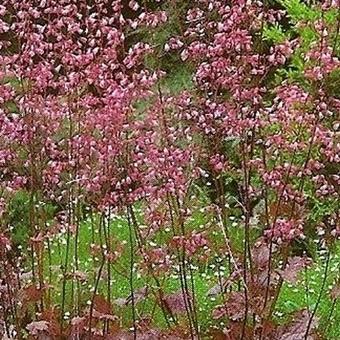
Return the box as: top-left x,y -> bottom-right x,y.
0,0 -> 339,338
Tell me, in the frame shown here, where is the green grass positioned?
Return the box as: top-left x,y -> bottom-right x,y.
277,253 -> 340,339
25,208 -> 337,338
8,186 -> 340,338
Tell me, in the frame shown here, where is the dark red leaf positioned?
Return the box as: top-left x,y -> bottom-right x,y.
276,309 -> 318,340
212,305 -> 227,320
224,321 -> 253,340
70,316 -> 87,336
212,291 -> 248,321
164,290 -> 191,313
23,284 -> 43,303
93,294 -> 112,315
26,321 -> 49,335
207,270 -> 241,297
330,284 -> 340,300
252,240 -> 270,269
278,256 -> 312,284
40,308 -> 62,336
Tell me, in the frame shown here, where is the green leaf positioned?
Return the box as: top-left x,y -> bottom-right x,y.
279,0 -> 319,22
263,23 -> 287,43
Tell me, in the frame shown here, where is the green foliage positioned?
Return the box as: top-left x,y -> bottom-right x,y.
160,66 -> 193,94
263,23 -> 288,43
6,191 -> 57,247
7,191 -> 31,246
278,0 -> 319,23
325,69 -> 340,98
